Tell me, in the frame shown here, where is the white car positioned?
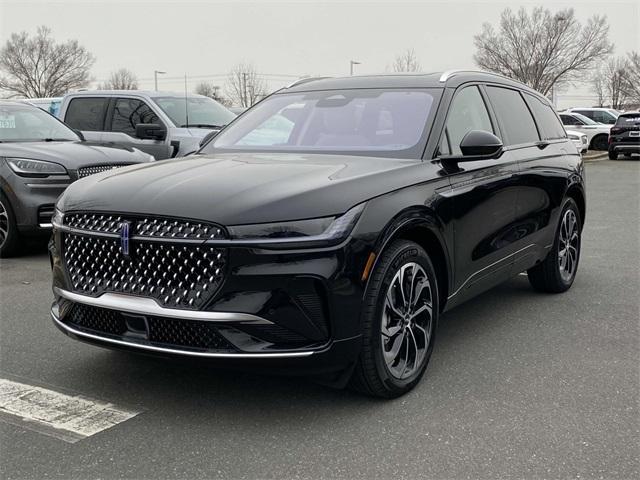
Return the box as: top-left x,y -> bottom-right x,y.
559,112 -> 611,150
565,107 -> 619,125
566,129 -> 588,154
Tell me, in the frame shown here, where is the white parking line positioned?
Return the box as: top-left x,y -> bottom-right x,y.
0,378 -> 139,443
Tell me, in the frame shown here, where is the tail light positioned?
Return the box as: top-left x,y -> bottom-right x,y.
610,127 -> 622,135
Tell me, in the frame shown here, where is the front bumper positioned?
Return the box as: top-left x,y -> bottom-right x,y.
50,224 -> 370,374
1,163 -> 71,235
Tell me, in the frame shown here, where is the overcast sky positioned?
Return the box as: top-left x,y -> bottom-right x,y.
1,0 -> 638,108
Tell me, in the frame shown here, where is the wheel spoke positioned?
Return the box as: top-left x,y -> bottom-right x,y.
386,289 -> 403,318
409,302 -> 432,321
384,330 -> 405,364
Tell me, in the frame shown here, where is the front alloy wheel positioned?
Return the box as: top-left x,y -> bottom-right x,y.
350,239 -> 438,398
381,262 -> 433,380
0,195 -> 20,258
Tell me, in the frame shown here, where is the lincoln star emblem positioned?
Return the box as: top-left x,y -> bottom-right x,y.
120,221 -> 132,257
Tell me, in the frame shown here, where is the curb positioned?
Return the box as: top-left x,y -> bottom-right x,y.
582,152 -> 609,162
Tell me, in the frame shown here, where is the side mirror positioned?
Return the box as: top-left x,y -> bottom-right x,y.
459,130 -> 503,157
135,123 -> 167,141
199,130 -> 219,148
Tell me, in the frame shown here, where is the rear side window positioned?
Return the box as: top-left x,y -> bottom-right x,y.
486,86 -> 539,146
441,86 -> 494,155
110,98 -> 159,137
64,97 -> 108,131
560,114 -> 580,126
524,93 -> 566,140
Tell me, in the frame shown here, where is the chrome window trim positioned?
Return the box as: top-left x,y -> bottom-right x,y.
54,287 -> 272,325
51,308 -> 315,359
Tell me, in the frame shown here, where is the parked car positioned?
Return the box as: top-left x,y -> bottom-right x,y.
228,106 -> 248,115
0,101 -> 154,257
566,130 -> 588,154
565,107 -> 619,125
22,97 -> 63,116
608,111 -> 640,159
559,112 -> 611,150
50,71 -> 585,398
58,91 -> 236,159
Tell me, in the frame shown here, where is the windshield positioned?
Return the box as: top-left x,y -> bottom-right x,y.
152,96 -> 236,128
203,88 -> 439,158
572,112 -> 599,125
0,103 -> 78,142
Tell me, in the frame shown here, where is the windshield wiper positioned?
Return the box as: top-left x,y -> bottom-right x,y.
180,123 -> 224,129
43,138 -> 74,142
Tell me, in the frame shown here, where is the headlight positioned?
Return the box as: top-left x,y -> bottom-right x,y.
6,157 -> 67,177
52,208 -> 64,228
228,203 -> 366,244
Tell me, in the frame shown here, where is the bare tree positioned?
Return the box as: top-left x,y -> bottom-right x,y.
194,81 -> 231,106
0,26 -> 95,98
591,67 -> 606,107
623,51 -> 640,104
601,57 -> 630,109
474,7 -> 612,96
225,63 -> 267,107
392,49 -> 421,72
100,68 -> 138,90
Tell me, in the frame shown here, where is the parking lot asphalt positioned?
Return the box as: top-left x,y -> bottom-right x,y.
1,159 -> 638,480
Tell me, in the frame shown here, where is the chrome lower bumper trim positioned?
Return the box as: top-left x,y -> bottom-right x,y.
51,309 -> 315,359
38,222 -> 52,228
53,287 -> 271,325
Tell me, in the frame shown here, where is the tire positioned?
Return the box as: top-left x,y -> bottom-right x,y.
349,240 -> 439,398
608,149 -> 618,160
528,198 -> 581,293
591,135 -> 609,151
0,194 -> 21,258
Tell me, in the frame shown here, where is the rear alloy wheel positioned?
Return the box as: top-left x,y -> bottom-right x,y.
528,198 -> 581,293
350,240 -> 438,398
591,135 -> 609,151
0,195 -> 20,258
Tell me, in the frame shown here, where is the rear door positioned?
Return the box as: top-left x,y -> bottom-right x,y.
482,85 -> 560,277
437,84 -> 522,307
105,97 -> 172,159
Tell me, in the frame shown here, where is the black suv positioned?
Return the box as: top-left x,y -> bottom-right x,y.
608,112 -> 640,159
50,71 -> 585,398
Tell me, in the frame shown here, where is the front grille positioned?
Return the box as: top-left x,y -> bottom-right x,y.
66,304 -> 235,352
64,213 -> 225,240
77,164 -> 129,179
63,214 -> 228,309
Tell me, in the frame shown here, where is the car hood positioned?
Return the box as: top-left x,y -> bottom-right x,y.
0,141 -> 152,169
58,152 -> 439,225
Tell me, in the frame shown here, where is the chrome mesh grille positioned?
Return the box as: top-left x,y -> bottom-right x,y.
64,213 -> 225,240
77,164 -> 129,179
63,232 -> 227,309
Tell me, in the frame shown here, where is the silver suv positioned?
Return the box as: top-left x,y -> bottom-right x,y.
58,91 -> 236,159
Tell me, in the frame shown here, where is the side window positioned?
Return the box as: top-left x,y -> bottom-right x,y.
486,86 -> 539,146
560,114 -> 578,126
65,97 -> 108,131
441,86 -> 493,155
524,93 -> 566,140
574,110 -> 592,120
110,98 -> 159,137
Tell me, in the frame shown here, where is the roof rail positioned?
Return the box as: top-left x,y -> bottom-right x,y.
285,76 -> 332,88
439,70 -> 477,82
439,69 -> 531,89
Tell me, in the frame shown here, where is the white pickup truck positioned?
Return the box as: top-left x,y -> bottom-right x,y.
58,90 -> 236,159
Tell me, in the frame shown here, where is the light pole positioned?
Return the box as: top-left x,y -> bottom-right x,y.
154,70 -> 166,91
350,60 -> 361,76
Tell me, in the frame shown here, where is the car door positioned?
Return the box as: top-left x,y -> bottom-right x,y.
436,84 -> 522,307
105,97 -> 173,159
